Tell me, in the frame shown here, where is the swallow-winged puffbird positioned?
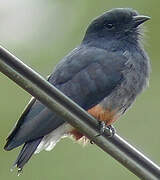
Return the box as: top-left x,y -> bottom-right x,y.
4,8 -> 151,174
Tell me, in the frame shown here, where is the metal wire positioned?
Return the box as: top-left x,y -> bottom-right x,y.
0,45 -> 160,180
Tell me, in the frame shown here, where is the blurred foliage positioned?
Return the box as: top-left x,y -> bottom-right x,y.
0,0 -> 160,180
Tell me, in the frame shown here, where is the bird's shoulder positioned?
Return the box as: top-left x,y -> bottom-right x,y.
48,45 -> 133,109
49,45 -> 129,85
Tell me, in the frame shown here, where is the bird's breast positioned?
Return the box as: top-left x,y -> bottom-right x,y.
70,104 -> 120,141
87,104 -> 119,125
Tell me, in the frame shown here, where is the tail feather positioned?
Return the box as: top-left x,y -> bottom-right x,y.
12,138 -> 42,175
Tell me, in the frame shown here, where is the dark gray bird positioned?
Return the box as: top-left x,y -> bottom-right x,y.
4,8 -> 151,174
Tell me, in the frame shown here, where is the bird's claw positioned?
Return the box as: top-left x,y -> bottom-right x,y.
90,122 -> 116,144
96,121 -> 116,137
107,125 -> 116,137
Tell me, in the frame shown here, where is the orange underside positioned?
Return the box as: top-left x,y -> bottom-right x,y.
70,104 -> 118,140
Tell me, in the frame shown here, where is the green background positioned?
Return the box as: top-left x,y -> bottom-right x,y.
0,0 -> 160,179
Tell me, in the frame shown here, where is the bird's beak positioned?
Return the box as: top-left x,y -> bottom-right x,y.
133,15 -> 151,27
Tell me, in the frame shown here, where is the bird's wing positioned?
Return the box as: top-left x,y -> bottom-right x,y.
4,46 -> 128,150
6,97 -> 36,141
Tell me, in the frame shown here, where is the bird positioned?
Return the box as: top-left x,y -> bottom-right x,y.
4,8 -> 151,175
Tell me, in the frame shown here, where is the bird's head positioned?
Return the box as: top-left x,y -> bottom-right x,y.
83,8 -> 150,47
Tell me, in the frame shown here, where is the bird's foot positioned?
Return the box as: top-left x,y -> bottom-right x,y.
90,122 -> 116,144
96,121 -> 116,137
107,124 -> 116,137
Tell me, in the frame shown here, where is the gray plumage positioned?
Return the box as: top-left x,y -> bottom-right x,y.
4,8 -> 151,173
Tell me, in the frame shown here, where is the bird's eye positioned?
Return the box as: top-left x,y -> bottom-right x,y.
105,23 -> 114,30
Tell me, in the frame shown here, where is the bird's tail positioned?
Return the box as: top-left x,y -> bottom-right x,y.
12,138 -> 42,176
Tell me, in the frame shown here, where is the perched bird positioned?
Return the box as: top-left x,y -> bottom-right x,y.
4,8 -> 151,174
